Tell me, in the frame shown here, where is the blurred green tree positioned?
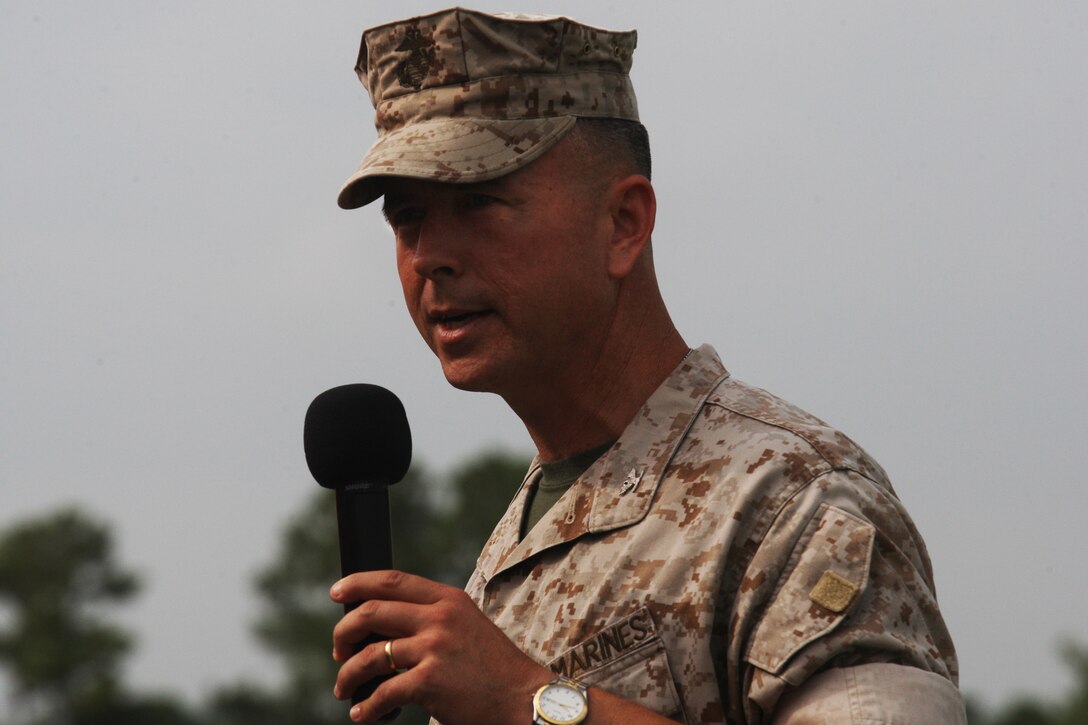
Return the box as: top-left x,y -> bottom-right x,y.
207,487 -> 346,725
429,451 -> 530,586
986,699 -> 1056,725
0,507 -> 198,725
966,639 -> 1088,724
210,450 -> 528,725
1054,639 -> 1088,724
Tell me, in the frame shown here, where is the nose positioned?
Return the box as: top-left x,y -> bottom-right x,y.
411,215 -> 461,280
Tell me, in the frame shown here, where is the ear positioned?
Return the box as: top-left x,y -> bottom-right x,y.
605,175 -> 657,280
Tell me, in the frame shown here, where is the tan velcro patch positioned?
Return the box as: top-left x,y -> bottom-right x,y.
809,570 -> 858,613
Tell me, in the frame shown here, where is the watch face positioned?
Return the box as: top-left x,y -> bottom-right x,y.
535,682 -> 586,725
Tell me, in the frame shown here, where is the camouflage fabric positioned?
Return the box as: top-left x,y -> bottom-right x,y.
338,8 -> 639,209
462,345 -> 966,724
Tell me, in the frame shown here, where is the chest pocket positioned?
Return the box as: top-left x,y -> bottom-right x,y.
546,607 -> 686,722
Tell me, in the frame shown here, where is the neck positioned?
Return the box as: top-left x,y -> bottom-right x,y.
505,292 -> 688,462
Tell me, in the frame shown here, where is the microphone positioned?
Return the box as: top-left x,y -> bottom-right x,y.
304,383 -> 412,710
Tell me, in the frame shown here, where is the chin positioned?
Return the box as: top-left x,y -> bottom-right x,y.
438,358 -> 498,394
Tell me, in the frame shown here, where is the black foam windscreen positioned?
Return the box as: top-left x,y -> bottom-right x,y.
304,384 -> 412,489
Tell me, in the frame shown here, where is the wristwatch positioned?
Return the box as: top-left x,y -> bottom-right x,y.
532,677 -> 589,725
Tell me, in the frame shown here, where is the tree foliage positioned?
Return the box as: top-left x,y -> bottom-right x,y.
967,640 -> 1088,725
210,450 -> 528,724
0,507 -> 196,725
428,452 -> 529,586
9,455 -> 1088,725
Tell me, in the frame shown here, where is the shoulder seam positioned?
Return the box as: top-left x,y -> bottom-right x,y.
704,397 -> 841,470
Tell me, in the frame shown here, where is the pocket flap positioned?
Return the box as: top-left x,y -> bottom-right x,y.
746,504 -> 875,674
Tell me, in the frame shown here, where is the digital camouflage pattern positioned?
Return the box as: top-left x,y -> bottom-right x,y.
338,8 -> 639,209
462,345 -> 966,724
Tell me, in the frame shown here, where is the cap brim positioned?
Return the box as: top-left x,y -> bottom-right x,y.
337,115 -> 577,209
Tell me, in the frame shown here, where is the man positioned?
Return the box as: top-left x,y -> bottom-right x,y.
329,8 -> 965,724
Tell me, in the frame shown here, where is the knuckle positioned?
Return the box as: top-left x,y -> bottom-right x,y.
334,610 -> 366,644
378,569 -> 407,589
367,640 -> 388,670
332,619 -> 353,646
430,606 -> 457,634
431,591 -> 467,625
411,663 -> 444,711
417,628 -> 443,652
443,586 -> 474,612
357,598 -> 384,619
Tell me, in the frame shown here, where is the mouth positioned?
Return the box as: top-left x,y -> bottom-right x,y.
430,309 -> 493,332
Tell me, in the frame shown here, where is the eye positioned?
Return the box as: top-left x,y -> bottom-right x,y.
462,193 -> 498,210
384,204 -> 424,229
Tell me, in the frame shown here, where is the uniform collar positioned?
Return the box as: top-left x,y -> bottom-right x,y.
475,344 -> 730,582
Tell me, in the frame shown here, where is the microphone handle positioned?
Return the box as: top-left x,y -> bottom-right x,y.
335,484 -> 398,715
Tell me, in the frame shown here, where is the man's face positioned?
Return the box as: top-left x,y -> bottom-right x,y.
381,137 -> 618,399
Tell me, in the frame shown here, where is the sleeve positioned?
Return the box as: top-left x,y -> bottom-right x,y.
735,469 -> 963,724
770,663 -> 966,724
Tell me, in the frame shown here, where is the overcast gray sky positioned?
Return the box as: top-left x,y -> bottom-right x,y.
2,0 -> 1086,713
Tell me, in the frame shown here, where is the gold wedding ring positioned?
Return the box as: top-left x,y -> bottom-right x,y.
384,639 -> 399,672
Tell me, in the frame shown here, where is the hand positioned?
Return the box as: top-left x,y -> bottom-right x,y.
331,570 -> 554,724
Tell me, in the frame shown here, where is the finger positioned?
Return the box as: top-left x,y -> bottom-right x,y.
347,662 -> 430,724
332,599 -> 429,662
331,569 -> 451,607
334,636 -> 419,701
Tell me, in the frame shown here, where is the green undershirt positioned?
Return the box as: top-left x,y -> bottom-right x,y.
520,439 -> 617,539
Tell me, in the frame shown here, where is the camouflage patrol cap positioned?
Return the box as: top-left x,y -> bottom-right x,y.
337,7 -> 640,209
